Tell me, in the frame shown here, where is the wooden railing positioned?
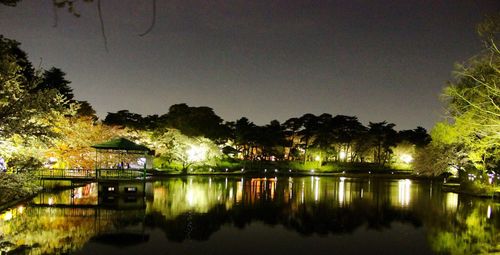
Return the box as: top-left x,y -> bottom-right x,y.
34,168 -> 145,180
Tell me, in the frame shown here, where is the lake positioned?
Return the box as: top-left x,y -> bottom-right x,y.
0,176 -> 499,254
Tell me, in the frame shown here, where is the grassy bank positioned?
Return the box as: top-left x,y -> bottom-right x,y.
153,159 -> 412,175
0,173 -> 41,211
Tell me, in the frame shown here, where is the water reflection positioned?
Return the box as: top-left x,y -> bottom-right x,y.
0,177 -> 498,254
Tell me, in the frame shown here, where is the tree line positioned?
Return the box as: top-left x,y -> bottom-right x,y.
102,106 -> 430,167
0,34 -> 429,172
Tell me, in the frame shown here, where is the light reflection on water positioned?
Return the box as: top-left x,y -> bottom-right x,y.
0,176 -> 498,255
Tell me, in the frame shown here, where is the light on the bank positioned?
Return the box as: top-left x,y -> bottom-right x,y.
187,144 -> 208,162
339,151 -> 347,160
3,211 -> 13,221
400,154 -> 413,164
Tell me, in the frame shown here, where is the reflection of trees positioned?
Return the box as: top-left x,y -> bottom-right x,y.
0,203 -> 145,253
144,177 -> 426,242
0,184 -> 144,254
427,198 -> 500,255
144,176 -> 499,255
1,177 -> 498,254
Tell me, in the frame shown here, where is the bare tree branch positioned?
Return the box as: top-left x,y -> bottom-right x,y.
97,0 -> 108,52
139,0 -> 156,37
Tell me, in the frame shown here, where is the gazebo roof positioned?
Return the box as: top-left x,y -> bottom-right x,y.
91,138 -> 150,152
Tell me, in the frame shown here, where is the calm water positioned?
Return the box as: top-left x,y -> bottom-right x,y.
0,176 -> 499,255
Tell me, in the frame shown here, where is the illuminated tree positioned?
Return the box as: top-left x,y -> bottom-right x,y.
437,16 -> 500,174
46,115 -> 124,169
153,129 -> 221,173
0,36 -> 68,141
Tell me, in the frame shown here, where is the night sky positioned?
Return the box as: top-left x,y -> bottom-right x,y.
1,1 -> 499,130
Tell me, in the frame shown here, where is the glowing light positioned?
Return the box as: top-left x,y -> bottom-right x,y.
187,144 -> 208,162
315,155 -> 321,161
487,205 -> 492,219
314,178 -> 320,201
448,166 -> 459,176
236,180 -> 243,202
400,154 -> 413,164
17,205 -> 24,214
339,151 -> 347,160
137,157 -> 146,166
339,177 -> 345,205
48,197 -> 55,206
310,169 -> 315,173
3,211 -> 12,221
445,192 -> 458,211
398,179 -> 411,207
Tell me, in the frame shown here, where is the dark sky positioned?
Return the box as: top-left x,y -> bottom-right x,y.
1,0 -> 499,130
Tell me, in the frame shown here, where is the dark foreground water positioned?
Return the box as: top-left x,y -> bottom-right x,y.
0,176 -> 499,255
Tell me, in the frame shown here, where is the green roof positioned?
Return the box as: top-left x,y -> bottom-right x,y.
91,138 -> 150,152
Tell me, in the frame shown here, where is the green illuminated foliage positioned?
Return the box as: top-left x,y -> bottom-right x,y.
417,17 -> 500,177
152,129 -> 221,173
0,36 -> 70,141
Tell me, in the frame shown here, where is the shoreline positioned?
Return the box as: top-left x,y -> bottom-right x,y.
1,172 -> 497,212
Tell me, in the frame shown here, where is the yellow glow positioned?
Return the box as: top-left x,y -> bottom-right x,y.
445,192 -> 458,212
398,179 -> 411,207
17,205 -> 24,214
315,155 -> 321,161
236,179 -> 243,202
400,154 -> 413,164
339,151 -> 347,160
187,144 -> 208,162
339,178 -> 345,205
314,177 -> 320,201
48,197 -> 55,206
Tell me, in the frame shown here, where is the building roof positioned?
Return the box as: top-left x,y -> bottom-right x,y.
91,138 -> 150,152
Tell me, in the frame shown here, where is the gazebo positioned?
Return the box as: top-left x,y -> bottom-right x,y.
91,138 -> 151,180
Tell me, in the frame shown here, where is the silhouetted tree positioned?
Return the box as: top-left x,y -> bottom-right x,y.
35,67 -> 74,101
398,127 -> 431,148
283,117 -> 303,160
298,113 -> 319,163
330,115 -> 367,162
75,100 -> 97,120
368,121 -> 398,165
103,110 -> 144,129
162,103 -> 227,141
